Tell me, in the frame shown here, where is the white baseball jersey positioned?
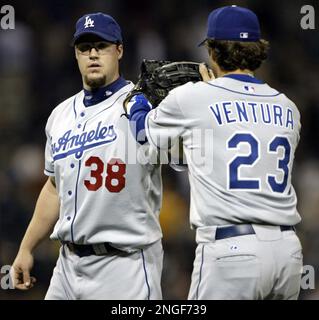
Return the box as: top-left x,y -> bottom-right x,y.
44,82 -> 162,252
145,75 -> 301,228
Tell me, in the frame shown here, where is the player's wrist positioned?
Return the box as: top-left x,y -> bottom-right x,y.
19,245 -> 35,255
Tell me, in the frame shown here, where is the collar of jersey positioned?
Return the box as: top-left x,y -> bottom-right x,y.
83,76 -> 128,107
222,74 -> 264,84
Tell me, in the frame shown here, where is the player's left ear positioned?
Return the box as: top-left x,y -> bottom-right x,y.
116,44 -> 123,60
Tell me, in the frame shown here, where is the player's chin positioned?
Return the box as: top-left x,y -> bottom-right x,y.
85,74 -> 106,89
86,70 -> 103,78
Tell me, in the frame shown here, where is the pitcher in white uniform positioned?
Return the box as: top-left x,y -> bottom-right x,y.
127,5 -> 303,299
12,12 -> 163,300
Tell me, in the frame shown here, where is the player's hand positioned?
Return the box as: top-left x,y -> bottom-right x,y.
12,249 -> 37,290
199,63 -> 215,81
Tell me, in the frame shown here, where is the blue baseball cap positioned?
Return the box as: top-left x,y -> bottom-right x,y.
199,5 -> 261,46
71,12 -> 122,45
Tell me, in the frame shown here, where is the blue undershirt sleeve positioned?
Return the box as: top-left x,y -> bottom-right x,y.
128,95 -> 152,145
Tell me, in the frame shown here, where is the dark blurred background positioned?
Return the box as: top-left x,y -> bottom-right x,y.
0,0 -> 319,300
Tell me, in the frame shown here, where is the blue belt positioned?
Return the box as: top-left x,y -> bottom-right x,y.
215,225 -> 295,240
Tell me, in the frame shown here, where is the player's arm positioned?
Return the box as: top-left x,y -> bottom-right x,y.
128,64 -> 213,149
12,176 -> 59,290
167,64 -> 213,167
128,90 -> 184,150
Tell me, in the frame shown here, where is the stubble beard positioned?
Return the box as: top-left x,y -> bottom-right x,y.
84,74 -> 107,90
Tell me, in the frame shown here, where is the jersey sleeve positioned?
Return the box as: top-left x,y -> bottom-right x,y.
145,87 -> 186,150
44,119 -> 55,176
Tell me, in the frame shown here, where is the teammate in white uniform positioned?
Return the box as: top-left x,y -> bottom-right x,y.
12,13 -> 163,300
127,6 -> 303,299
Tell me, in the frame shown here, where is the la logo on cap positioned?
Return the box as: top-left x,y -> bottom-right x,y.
84,16 -> 94,28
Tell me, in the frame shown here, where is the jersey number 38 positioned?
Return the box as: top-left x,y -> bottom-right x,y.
84,156 -> 126,193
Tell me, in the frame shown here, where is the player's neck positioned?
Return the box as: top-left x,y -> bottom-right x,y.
219,69 -> 254,78
82,76 -> 127,107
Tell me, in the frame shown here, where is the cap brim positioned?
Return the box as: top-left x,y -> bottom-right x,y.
71,30 -> 121,46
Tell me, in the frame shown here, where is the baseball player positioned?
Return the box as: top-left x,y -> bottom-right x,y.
127,5 -> 303,299
11,13 -> 163,300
